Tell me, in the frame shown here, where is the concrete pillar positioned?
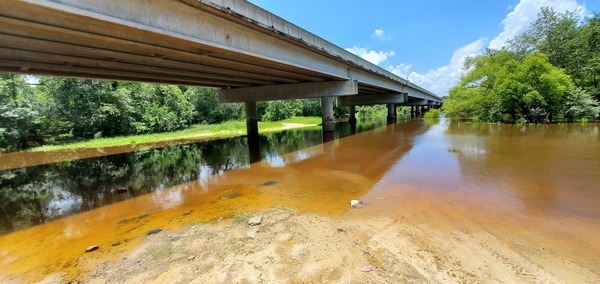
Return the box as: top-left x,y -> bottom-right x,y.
321,96 -> 334,132
415,106 -> 421,116
410,106 -> 415,117
387,103 -> 396,123
348,105 -> 356,123
245,101 -> 260,163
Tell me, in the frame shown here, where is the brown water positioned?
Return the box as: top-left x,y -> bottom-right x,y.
0,118 -> 599,282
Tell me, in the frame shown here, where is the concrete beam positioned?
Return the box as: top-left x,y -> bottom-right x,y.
218,80 -> 358,103
398,99 -> 428,106
338,93 -> 407,106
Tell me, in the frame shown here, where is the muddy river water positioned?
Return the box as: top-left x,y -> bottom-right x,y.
0,118 -> 599,282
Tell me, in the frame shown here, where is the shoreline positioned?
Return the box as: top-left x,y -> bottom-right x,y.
13,204 -> 599,284
0,120 -> 320,171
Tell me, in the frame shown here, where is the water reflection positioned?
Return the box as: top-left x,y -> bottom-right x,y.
444,120 -> 600,219
0,118 -> 390,234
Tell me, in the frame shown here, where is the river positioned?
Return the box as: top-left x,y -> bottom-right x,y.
0,118 -> 599,282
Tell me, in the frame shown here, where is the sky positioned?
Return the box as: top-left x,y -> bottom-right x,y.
248,0 -> 599,97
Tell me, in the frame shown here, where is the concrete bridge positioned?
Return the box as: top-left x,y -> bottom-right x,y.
0,0 -> 441,137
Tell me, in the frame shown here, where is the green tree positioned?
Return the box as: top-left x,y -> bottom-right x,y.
564,88 -> 600,121
262,99 -> 302,121
0,75 -> 46,151
509,8 -> 600,99
444,51 -> 577,123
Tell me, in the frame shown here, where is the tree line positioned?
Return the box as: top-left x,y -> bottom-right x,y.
443,8 -> 600,123
0,75 -> 398,152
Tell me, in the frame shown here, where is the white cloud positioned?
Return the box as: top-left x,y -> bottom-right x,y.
345,46 -> 395,65
372,28 -> 392,41
489,0 -> 586,49
388,63 -> 413,79
401,0 -> 589,97
407,38 -> 487,96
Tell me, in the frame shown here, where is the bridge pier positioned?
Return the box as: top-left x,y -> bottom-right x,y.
348,105 -> 356,123
410,106 -> 415,117
387,103 -> 396,123
245,101 -> 261,163
321,96 -> 334,132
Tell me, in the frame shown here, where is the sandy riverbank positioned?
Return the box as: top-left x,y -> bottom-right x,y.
26,205 -> 598,284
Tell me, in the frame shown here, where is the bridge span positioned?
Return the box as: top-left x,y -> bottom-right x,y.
0,0 -> 441,135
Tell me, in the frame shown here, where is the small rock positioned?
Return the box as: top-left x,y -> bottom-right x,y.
350,200 -> 366,209
337,228 -> 345,232
248,216 -> 262,226
219,191 -> 242,200
111,241 -> 121,247
257,180 -> 277,187
361,265 -> 375,272
170,236 -> 181,242
247,231 -> 258,239
147,229 -> 162,236
85,245 -> 99,253
187,256 -> 196,261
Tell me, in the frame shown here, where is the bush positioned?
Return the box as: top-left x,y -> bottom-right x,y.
424,108 -> 442,119
564,88 -> 600,122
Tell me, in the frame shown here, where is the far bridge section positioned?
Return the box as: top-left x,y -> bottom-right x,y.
0,0 -> 442,138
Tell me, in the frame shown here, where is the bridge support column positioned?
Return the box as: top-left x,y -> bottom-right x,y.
387,103 -> 396,123
245,101 -> 260,163
321,96 -> 334,132
410,106 -> 415,117
348,105 -> 356,123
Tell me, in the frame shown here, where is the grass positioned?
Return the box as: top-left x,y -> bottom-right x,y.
234,213 -> 252,223
29,116 -> 321,152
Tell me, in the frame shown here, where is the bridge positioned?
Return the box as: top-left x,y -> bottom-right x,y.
0,0 -> 442,137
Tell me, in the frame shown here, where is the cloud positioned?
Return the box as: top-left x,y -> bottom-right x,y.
406,38 -> 487,96
489,0 -> 586,49
388,63 -> 413,79
402,0 -> 588,97
372,28 -> 392,41
345,46 -> 395,65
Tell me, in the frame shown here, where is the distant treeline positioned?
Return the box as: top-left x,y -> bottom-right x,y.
444,8 -> 600,123
0,75 -> 397,152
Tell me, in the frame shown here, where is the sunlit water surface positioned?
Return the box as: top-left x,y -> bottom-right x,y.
0,118 -> 599,281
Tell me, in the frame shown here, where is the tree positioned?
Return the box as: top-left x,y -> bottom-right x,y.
444,51 -> 578,123
509,8 -> 600,100
262,99 -> 302,121
0,75 -> 45,150
564,88 -> 600,121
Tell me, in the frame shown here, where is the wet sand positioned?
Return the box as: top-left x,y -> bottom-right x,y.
30,201 -> 600,283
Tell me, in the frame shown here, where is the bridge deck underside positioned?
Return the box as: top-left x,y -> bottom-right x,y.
0,2 -> 395,97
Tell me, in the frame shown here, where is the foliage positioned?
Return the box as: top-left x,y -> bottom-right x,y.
355,105 -> 387,117
29,116 -> 320,152
509,8 -> 600,100
262,99 -> 302,121
185,87 -> 244,124
563,88 -> 600,122
443,50 -> 583,123
424,108 -> 442,119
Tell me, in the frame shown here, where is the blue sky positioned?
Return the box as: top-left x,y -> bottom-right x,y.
249,0 -> 599,97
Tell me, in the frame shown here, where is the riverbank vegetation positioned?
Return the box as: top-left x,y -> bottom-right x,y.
443,8 -> 600,123
0,73 -> 396,153
30,116 -> 321,152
